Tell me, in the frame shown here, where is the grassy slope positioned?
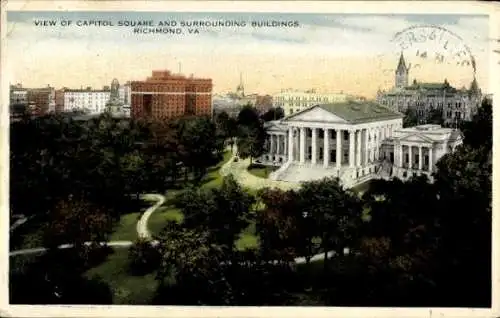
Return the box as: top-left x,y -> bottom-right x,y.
247,164 -> 278,179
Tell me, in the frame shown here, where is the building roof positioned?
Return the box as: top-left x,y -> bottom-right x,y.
285,101 -> 403,124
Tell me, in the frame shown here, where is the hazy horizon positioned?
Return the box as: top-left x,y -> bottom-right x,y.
6,12 -> 491,98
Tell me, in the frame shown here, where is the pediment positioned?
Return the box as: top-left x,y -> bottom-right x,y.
283,106 -> 348,123
399,133 -> 434,143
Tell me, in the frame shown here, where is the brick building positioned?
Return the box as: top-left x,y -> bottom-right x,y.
131,70 -> 212,120
27,86 -> 56,115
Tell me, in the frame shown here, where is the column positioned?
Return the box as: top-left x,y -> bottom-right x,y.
375,128 -> 380,161
399,144 -> 404,167
356,129 -> 362,166
418,146 -> 423,170
270,134 -> 275,154
428,146 -> 433,172
284,133 -> 288,155
276,135 -> 281,155
288,128 -> 294,161
324,128 -> 330,168
336,129 -> 341,168
300,127 -> 306,164
311,128 -> 317,164
349,130 -> 355,168
408,145 -> 412,169
366,129 -> 370,164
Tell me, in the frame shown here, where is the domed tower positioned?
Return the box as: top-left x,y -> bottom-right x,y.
395,52 -> 409,88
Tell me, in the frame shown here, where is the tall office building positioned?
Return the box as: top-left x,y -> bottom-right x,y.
131,70 -> 212,120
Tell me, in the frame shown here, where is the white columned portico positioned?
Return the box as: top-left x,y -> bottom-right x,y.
324,128 -> 330,168
299,127 -> 306,164
356,129 -> 362,166
418,146 -> 422,170
335,129 -> 341,169
408,145 -> 412,169
349,130 -> 355,168
312,128 -> 317,164
288,128 -> 294,162
428,147 -> 433,172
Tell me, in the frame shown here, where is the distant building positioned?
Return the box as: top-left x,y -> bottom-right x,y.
10,84 -> 28,106
27,86 -> 56,115
55,88 -> 66,113
273,89 -> 349,116
255,95 -> 274,114
63,87 -> 111,114
212,95 -> 243,118
131,70 -> 212,120
118,81 -> 132,116
376,53 -> 482,126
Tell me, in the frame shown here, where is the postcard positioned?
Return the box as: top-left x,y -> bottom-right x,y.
2,1 -> 499,317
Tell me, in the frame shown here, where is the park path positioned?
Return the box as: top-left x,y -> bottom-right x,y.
220,154 -> 300,191
136,193 -> 166,239
9,194 -> 165,257
10,158 -> 337,264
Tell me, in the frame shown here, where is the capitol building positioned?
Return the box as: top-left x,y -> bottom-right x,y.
376,53 -> 482,127
256,101 -> 462,188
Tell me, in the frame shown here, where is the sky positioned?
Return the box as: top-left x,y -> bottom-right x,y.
5,11 -> 491,98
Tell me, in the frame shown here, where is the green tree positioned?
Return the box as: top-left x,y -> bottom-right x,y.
402,108 -> 418,127
297,177 -> 363,274
175,175 -> 254,251
128,238 -> 162,275
154,222 -> 233,305
461,97 -> 492,149
261,107 -> 285,122
43,195 -> 114,257
256,188 -> 302,263
236,125 -> 266,164
237,105 -> 261,128
427,108 -> 444,125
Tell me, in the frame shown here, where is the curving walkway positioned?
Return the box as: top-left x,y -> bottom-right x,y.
220,155 -> 301,191
10,194 -> 166,257
136,193 -> 166,239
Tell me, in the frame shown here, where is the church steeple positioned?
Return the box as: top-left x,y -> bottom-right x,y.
236,72 -> 245,97
395,52 -> 409,88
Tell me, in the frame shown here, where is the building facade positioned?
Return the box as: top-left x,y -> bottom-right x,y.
377,53 -> 482,126
63,88 -> 111,114
131,70 -> 212,120
255,101 -> 461,188
273,89 -> 349,116
27,86 -> 56,115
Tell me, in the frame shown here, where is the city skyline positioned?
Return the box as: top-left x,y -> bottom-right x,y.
6,12 -> 491,97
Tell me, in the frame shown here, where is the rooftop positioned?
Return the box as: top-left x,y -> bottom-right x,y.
312,101 -> 402,124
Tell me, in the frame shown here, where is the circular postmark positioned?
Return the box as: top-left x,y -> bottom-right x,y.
392,25 -> 476,75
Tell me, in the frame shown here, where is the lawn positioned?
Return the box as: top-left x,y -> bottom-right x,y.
10,216 -> 45,251
247,164 -> 278,179
235,221 -> 259,251
199,150 -> 233,189
148,206 -> 183,236
85,248 -> 159,305
350,180 -> 373,195
109,212 -> 142,241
